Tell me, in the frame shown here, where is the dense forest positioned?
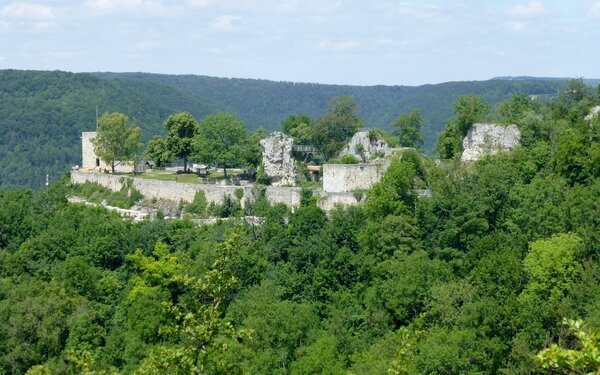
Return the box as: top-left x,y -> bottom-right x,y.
0,69 -> 571,190
1,80 -> 599,374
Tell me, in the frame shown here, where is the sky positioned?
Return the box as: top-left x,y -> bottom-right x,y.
0,0 -> 599,86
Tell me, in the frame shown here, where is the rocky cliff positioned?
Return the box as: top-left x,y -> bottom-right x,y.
461,124 -> 521,162
339,130 -> 389,161
260,132 -> 297,186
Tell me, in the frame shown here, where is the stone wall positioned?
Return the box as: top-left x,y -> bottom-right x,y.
265,186 -> 302,208
322,163 -> 382,193
315,191 -> 361,211
71,170 -> 301,209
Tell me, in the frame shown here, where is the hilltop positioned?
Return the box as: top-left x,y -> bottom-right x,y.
0,70 -> 572,189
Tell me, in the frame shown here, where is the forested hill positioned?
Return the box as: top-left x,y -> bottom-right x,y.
97,72 -> 567,149
0,69 -> 570,190
1,79 -> 599,374
0,70 -> 224,190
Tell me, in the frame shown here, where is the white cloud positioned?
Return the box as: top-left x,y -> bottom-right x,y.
508,1 -> 545,18
317,39 -> 360,51
34,21 -> 51,29
389,3 -> 442,19
134,40 -> 163,51
588,2 -> 600,19
375,38 -> 409,48
1,2 -> 53,20
186,0 -> 214,6
85,0 -> 173,14
207,15 -> 241,31
205,44 -> 242,54
507,21 -> 526,32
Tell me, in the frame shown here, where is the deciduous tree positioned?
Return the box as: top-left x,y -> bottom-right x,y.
165,112 -> 199,172
312,96 -> 363,160
92,112 -> 142,173
194,113 -> 248,177
392,109 -> 425,149
144,136 -> 171,168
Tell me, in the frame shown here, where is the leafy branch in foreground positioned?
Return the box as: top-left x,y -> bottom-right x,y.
129,233 -> 251,374
535,318 -> 600,374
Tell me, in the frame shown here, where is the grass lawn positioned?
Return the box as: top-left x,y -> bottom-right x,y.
129,169 -> 245,184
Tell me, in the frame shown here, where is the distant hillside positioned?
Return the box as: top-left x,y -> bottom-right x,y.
494,76 -> 600,86
0,70 -> 224,190
0,69 -> 578,190
98,72 -> 569,151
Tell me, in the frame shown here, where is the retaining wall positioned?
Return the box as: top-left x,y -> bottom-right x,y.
71,171 -> 301,209
315,191 -> 361,211
265,186 -> 302,208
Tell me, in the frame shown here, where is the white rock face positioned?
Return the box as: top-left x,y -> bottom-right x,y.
461,124 -> 521,162
260,132 -> 297,186
339,130 -> 389,161
585,106 -> 600,121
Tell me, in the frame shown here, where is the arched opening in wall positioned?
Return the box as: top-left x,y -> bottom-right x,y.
96,158 -> 100,167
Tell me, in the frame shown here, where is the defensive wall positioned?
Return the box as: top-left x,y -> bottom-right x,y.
71,170 -> 305,209
322,163 -> 383,193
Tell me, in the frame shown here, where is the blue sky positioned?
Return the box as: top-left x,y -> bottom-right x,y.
0,0 -> 599,85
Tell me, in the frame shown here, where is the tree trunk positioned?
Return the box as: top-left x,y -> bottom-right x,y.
183,156 -> 188,173
111,161 -> 115,174
223,166 -> 227,178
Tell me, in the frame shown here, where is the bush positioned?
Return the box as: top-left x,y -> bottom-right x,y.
329,154 -> 360,164
186,191 -> 208,216
256,164 -> 272,185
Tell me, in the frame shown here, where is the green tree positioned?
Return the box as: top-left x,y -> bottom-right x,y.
392,109 -> 425,148
194,113 -> 248,177
522,233 -> 583,300
144,136 -> 171,168
130,235 -> 249,374
436,95 -> 489,159
92,112 -> 142,173
497,92 -> 532,124
451,95 -> 490,135
165,112 -> 199,172
312,96 -> 363,159
241,128 -> 265,169
281,113 -> 312,144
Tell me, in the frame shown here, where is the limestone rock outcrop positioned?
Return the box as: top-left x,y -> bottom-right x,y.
260,132 -> 297,186
585,106 -> 600,121
339,130 -> 389,161
461,124 -> 521,162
